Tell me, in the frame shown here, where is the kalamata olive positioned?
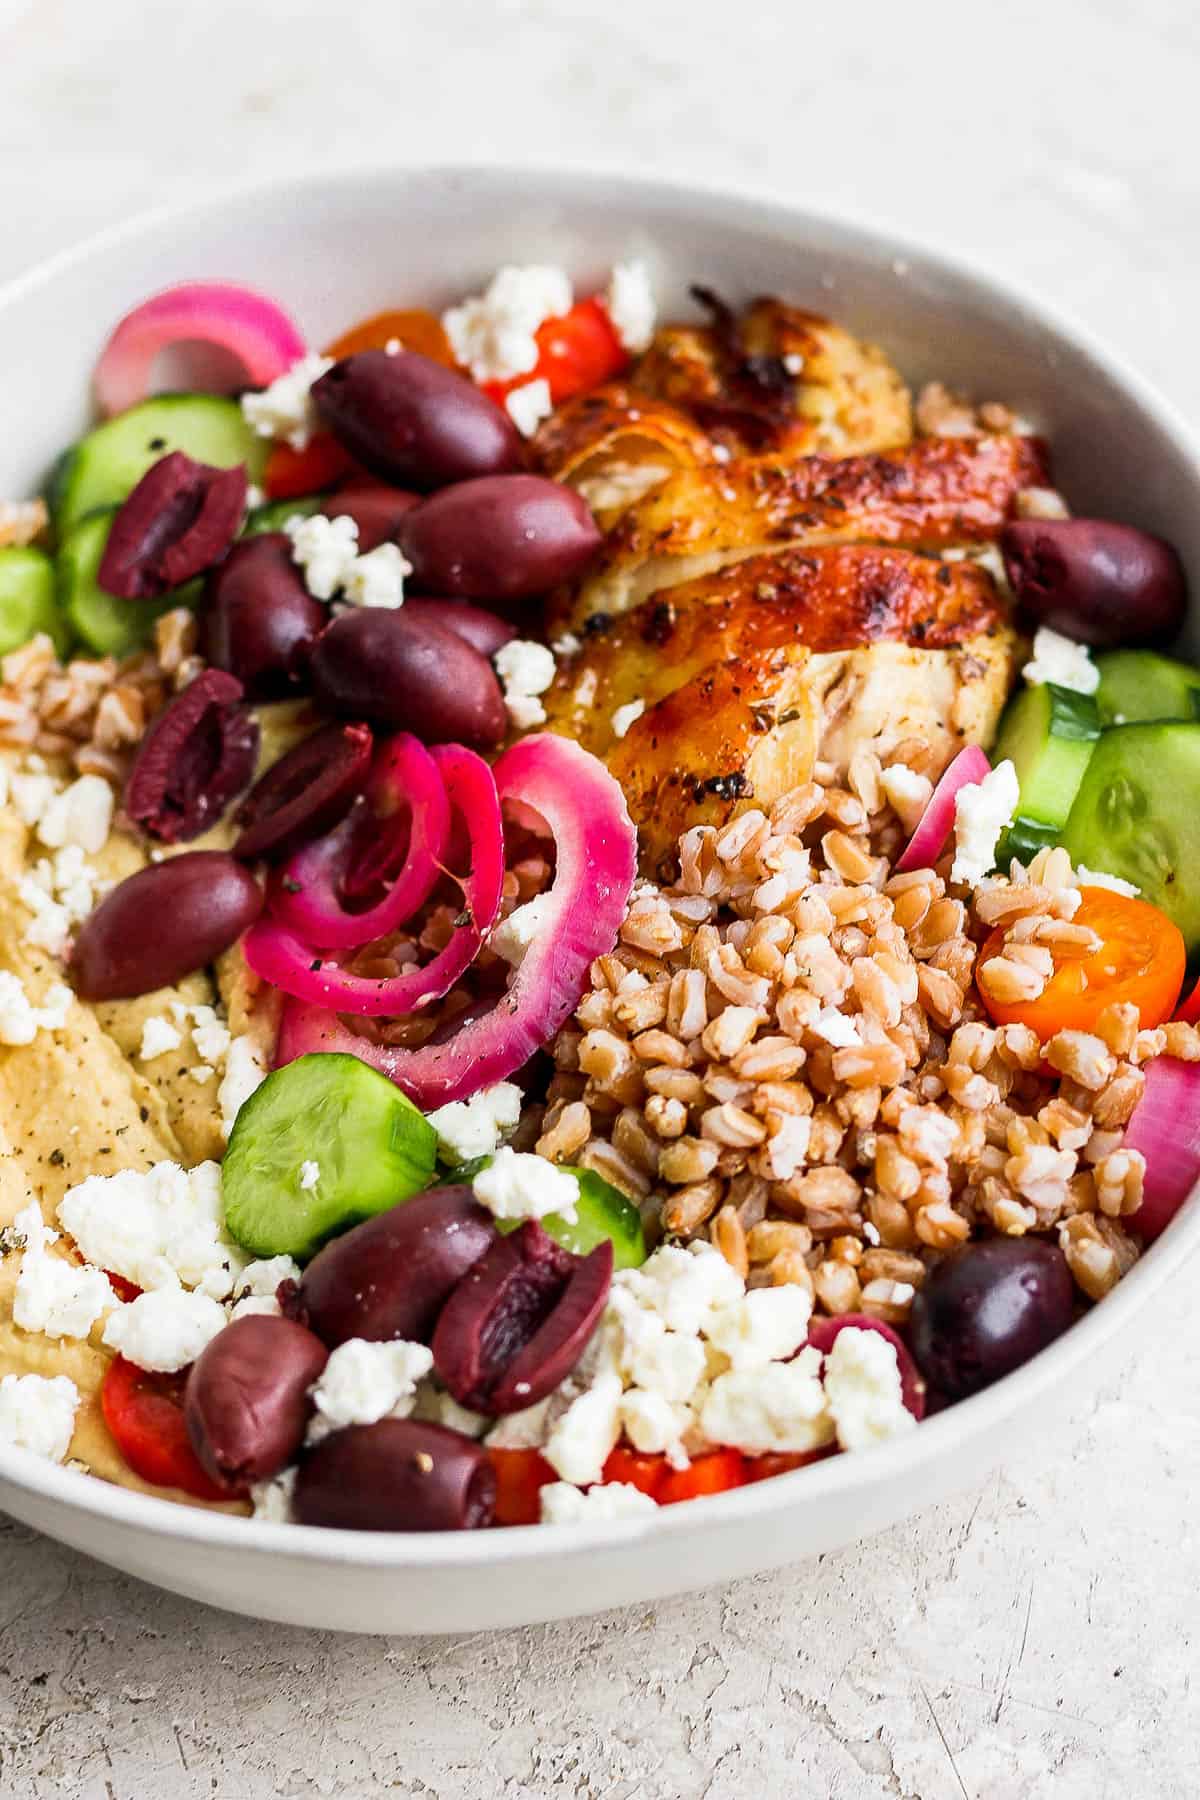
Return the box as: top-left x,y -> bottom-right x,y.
233,721 -> 373,860
308,607 -> 506,747
98,452 -> 248,599
299,1186 -> 496,1348
124,668 -> 260,843
185,1314 -> 328,1487
433,1223 -> 612,1414
908,1238 -> 1075,1401
293,1418 -> 495,1531
320,483 -> 420,551
311,349 -> 523,490
70,851 -> 263,999
1001,518 -> 1188,647
400,475 -> 602,602
402,597 -> 516,659
806,1314 -> 926,1418
203,533 -> 326,699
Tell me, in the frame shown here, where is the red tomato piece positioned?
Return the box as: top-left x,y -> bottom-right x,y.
105,1272 -> 141,1304
262,433 -> 353,500
1175,974 -> 1200,1025
100,1356 -> 234,1501
601,1446 -> 668,1500
486,1446 -> 558,1526
480,297 -> 630,415
656,1448 -> 746,1505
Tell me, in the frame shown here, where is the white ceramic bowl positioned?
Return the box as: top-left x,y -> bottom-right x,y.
2,167 -> 1198,1635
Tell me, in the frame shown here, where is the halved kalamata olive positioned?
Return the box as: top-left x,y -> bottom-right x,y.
402,597 -> 516,659
70,851 -> 263,999
308,608 -> 506,747
319,483 -> 420,551
202,533 -> 326,699
298,1186 -> 496,1348
185,1314 -> 328,1487
98,451 -> 248,599
432,1222 -> 612,1414
400,475 -> 602,602
124,668 -> 259,842
294,1418 -> 496,1531
312,349 -> 523,491
233,721 -> 373,861
1001,518 -> 1188,647
908,1238 -> 1075,1401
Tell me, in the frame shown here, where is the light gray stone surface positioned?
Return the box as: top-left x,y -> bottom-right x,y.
1,1 -> 1199,1793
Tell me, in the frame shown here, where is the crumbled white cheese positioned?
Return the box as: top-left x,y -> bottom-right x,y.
443,265 -> 573,383
219,1035 -> 268,1139
0,971 -> 71,1046
610,698 -> 645,740
616,1241 -> 744,1339
139,1016 -> 183,1061
343,541 -> 411,610
1022,627 -> 1100,695
185,1004 -> 232,1068
880,763 -> 934,833
35,774 -> 113,855
285,511 -> 360,602
232,1255 -> 300,1301
603,260 -> 657,354
58,1160 -> 242,1299
307,1338 -> 434,1440
542,1369 -> 623,1486
189,1064 -> 215,1085
505,378 -> 554,438
821,1326 -> 916,1451
427,1081 -> 523,1165
0,1371 -> 79,1462
699,1350 -> 835,1455
241,352 -> 334,452
551,632 -> 582,658
616,1387 -> 691,1461
19,842 -> 107,959
413,1384 -> 490,1438
472,1146 -> 579,1225
539,1479 -> 658,1525
1075,864 -> 1140,897
298,1160 -> 320,1193
488,894 -> 553,970
245,483 -> 266,510
761,1113 -> 812,1181
102,1288 -> 228,1373
951,758 -> 1019,887
494,638 -> 556,732
10,771 -> 58,828
250,1467 -> 296,1522
704,1285 -> 813,1371
228,1293 -> 282,1322
12,1201 -> 113,1340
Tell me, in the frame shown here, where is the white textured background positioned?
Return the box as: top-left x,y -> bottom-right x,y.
2,1 -> 1199,1794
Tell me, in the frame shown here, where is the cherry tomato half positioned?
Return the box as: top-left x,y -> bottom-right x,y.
486,1446 -> 558,1526
324,307 -> 455,365
101,1356 -> 234,1502
481,297 -> 629,413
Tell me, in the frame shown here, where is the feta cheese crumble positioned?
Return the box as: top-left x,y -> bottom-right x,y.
343,541 -> 411,610
704,1285 -> 813,1370
102,1288 -> 228,1373
251,1468 -> 296,1522
0,971 -> 71,1045
603,259 -> 657,354
35,774 -> 113,855
139,1015 -> 183,1061
12,1201 -> 113,1340
821,1326 -> 915,1451
241,353 -> 334,452
1075,864 -> 1140,897
427,1081 -> 523,1164
218,1035 -> 268,1139
488,893 -> 553,969
699,1351 -> 834,1455
58,1160 -> 242,1300
298,1160 -> 320,1192
233,1255 -> 301,1300
0,1371 -> 79,1462
19,843 -> 107,959
307,1338 -> 434,1440
494,637 -> 556,731
472,1147 -> 579,1225
505,378 -> 554,438
285,511 -> 360,601
443,265 -> 573,383
610,698 -> 645,740
951,758 -> 1019,887
539,1480 -> 658,1525
1022,626 -> 1099,695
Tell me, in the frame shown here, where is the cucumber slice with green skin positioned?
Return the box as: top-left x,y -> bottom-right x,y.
55,509 -> 196,656
444,1158 -> 647,1269
223,1053 -> 438,1260
1094,649 -> 1200,727
1062,723 -> 1200,952
243,494 -> 327,536
991,681 -> 1099,835
52,395 -> 266,537
998,814 -> 1061,866
0,547 -> 71,656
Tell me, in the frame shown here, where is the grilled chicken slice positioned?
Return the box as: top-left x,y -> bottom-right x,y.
543,545 -> 1017,872
531,384 -> 715,529
567,432 -> 1049,625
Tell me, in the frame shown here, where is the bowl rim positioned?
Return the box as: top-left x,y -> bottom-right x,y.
2,161 -> 1199,1569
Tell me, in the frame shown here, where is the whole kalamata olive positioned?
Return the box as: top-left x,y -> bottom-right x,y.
311,350 -> 523,490
234,721 -> 373,861
298,1186 -> 496,1348
99,452 -> 248,599
400,475 -> 602,602
124,668 -> 260,843
294,1418 -> 495,1531
203,533 -> 326,698
1001,518 -> 1188,647
70,852 -> 263,1000
185,1314 -> 328,1487
319,483 -> 420,551
908,1239 -> 1075,1401
402,597 -> 516,658
308,607 -> 506,747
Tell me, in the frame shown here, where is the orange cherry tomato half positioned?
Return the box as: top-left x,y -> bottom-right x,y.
324,307 -> 455,366
262,432 -> 353,500
977,886 -> 1186,1039
486,1446 -> 558,1526
101,1356 -> 235,1501
481,297 -> 629,414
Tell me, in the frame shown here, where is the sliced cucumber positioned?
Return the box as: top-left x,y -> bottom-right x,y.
1094,649 -> 1200,727
0,546 -> 71,656
223,1053 -> 437,1260
1062,723 -> 1200,952
992,680 -> 1100,836
52,395 -> 266,537
445,1158 -> 647,1269
243,494 -> 327,536
55,509 -> 195,656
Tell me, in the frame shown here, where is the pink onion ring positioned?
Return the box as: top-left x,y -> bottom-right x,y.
276,733 -> 638,1106
1124,1057 -> 1200,1241
94,282 -> 307,417
894,745 -> 991,873
267,734 -> 450,951
244,744 -> 503,1015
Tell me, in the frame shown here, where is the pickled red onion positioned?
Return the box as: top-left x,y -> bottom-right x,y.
94,282 -> 307,418
895,745 -> 991,873
276,733 -> 638,1106
244,743 -> 502,1014
1124,1058 -> 1200,1241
